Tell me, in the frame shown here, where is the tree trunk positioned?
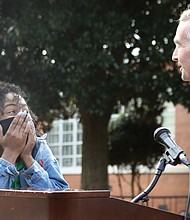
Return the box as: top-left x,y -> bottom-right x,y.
117,173 -> 124,199
131,170 -> 135,198
131,165 -> 137,198
80,110 -> 112,189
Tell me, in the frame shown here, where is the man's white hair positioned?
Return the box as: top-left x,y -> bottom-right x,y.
179,8 -> 190,40
179,8 -> 190,22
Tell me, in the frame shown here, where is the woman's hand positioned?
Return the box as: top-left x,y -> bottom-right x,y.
0,111 -> 31,164
20,116 -> 36,168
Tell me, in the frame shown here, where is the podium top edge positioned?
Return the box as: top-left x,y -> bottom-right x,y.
0,189 -> 111,199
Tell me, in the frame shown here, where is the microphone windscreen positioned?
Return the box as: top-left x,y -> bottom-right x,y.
153,127 -> 171,142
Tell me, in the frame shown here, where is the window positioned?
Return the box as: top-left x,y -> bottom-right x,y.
162,102 -> 175,138
47,118 -> 82,174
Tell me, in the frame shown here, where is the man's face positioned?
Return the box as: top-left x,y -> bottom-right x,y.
0,92 -> 29,121
172,21 -> 190,81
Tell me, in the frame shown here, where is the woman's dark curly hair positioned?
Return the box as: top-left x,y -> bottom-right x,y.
0,81 -> 38,123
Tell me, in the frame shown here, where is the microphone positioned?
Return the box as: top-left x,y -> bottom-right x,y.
153,127 -> 190,166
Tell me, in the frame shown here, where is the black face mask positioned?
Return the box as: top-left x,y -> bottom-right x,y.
0,117 -> 14,135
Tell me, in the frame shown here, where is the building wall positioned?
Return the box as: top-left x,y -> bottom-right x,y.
175,104 -> 190,158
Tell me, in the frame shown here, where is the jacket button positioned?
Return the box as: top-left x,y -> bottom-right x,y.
26,174 -> 32,179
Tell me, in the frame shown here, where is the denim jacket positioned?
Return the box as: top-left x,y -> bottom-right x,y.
0,136 -> 69,190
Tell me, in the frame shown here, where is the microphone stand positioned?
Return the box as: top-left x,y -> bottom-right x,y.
131,150 -> 180,204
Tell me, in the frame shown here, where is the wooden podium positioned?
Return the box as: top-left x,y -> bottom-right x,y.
0,189 -> 188,220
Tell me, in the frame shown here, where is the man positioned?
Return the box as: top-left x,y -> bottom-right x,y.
0,81 -> 69,190
172,9 -> 190,81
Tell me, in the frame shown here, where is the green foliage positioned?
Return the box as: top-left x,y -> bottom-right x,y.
0,0 -> 190,126
108,114 -> 164,169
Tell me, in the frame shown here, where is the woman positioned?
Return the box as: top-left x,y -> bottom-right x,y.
0,81 -> 69,190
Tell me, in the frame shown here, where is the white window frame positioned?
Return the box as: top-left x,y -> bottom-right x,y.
47,118 -> 82,174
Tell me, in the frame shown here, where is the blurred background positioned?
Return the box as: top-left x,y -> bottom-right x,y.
0,0 -> 190,214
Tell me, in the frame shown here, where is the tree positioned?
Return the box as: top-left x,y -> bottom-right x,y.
0,0 -> 189,189
108,110 -> 164,197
